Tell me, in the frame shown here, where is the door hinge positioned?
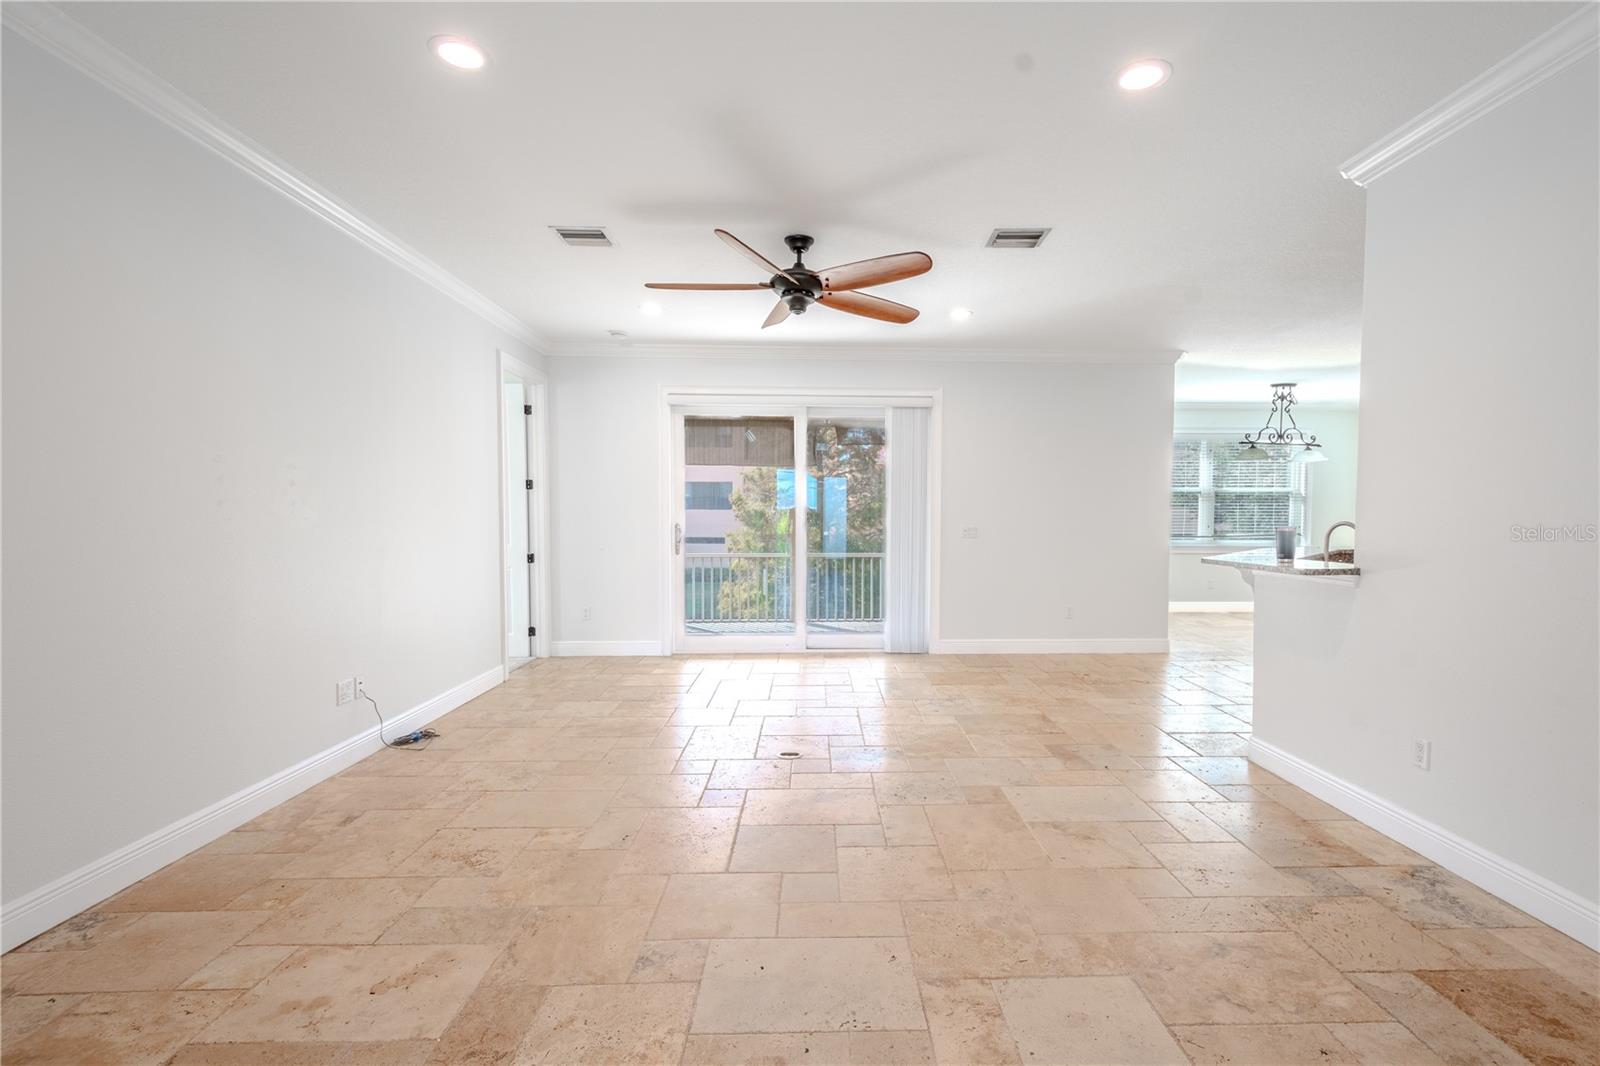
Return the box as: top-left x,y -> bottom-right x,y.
525,479 -> 533,490
526,553 -> 535,564
523,404 -> 532,415
527,626 -> 537,637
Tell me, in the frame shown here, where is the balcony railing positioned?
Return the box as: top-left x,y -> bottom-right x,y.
684,552 -> 884,630
685,553 -> 792,625
808,553 -> 884,625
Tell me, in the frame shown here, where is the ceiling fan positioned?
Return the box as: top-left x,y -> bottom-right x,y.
646,230 -> 933,328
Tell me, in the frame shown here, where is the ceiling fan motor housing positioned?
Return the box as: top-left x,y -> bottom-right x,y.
777,235 -> 821,309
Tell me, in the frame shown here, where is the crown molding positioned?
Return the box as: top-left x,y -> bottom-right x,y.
2,2 -> 550,353
1340,7 -> 1599,187
548,341 -> 1184,365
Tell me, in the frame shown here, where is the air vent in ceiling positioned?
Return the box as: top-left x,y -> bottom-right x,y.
986,227 -> 1051,249
551,226 -> 612,247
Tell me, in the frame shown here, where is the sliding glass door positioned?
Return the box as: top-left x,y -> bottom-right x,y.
680,413 -> 799,642
672,407 -> 887,652
805,414 -> 886,648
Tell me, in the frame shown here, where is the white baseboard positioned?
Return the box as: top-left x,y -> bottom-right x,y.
929,638 -> 1170,655
552,640 -> 665,657
1169,601 -> 1254,613
554,638 -> 1169,656
1249,737 -> 1600,950
0,665 -> 504,953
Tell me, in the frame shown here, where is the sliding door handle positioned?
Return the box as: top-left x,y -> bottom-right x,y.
673,523 -> 683,556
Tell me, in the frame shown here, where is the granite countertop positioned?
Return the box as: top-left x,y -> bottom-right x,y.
1201,548 -> 1361,577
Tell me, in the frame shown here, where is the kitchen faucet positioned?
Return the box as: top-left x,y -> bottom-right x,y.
1323,521 -> 1356,559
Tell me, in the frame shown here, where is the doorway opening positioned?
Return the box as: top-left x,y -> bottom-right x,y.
500,353 -> 550,669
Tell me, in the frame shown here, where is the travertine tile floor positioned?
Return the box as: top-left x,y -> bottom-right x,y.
4,613 -> 1597,1064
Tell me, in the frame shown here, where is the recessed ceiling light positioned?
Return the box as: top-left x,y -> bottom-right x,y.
1117,58 -> 1171,92
639,301 -> 663,317
430,35 -> 487,71
949,307 -> 974,322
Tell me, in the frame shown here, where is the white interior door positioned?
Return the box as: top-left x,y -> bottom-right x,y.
504,377 -> 532,660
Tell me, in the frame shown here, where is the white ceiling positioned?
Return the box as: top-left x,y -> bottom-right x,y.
64,2 -> 1571,363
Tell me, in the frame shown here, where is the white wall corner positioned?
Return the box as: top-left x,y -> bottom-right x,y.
0,1 -> 550,353
1249,738 -> 1600,951
0,666 -> 504,952
1339,7 -> 1600,187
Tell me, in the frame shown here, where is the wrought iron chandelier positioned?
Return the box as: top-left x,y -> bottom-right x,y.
1239,383 -> 1325,463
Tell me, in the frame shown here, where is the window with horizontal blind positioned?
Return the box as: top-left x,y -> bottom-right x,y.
1171,437 -> 1308,544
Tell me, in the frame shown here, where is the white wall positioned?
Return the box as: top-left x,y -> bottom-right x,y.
1169,404 -> 1359,604
547,356 -> 1175,652
1251,52 -> 1599,943
1,34 -> 536,934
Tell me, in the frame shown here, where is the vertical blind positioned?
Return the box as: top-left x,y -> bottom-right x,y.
886,407 -> 931,653
1172,438 -> 1308,542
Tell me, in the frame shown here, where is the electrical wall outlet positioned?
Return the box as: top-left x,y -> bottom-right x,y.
354,676 -> 367,700
582,607 -> 592,621
1065,606 -> 1075,620
335,678 -> 356,706
1412,739 -> 1432,770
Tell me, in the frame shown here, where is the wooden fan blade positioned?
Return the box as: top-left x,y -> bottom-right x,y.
645,283 -> 772,290
715,229 -> 800,286
819,252 -> 933,291
817,290 -> 919,324
761,300 -> 791,329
